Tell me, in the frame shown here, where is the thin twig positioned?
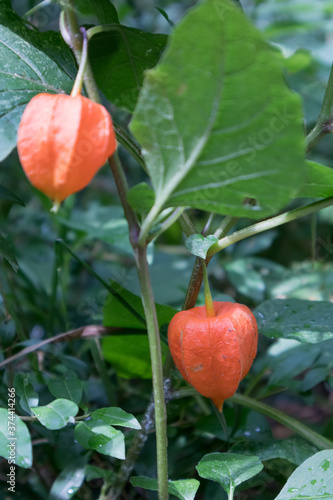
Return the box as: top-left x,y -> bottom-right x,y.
208,197 -> 333,258
0,325 -> 121,369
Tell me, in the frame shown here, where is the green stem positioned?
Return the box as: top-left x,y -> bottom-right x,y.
202,261 -> 215,317
20,412 -> 91,422
179,212 -> 197,237
24,0 -> 52,18
214,216 -> 238,239
182,257 -> 204,310
208,197 -> 333,258
70,27 -> 88,97
149,207 -> 185,242
183,215 -> 239,310
230,393 -> 333,450
139,204 -> 166,246
202,213 -> 214,236
172,389 -> 333,450
113,122 -> 147,171
108,154 -> 140,243
135,245 -> 168,500
306,63 -> 333,152
87,24 -> 122,39
60,2 -> 101,104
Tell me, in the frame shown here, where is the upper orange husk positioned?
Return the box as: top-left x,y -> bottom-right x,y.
17,93 -> 117,202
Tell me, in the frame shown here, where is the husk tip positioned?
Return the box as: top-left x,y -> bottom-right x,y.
212,398 -> 224,413
50,200 -> 61,214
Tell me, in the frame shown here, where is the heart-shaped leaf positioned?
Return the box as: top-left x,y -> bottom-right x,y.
185,234 -> 218,259
130,0 -> 305,220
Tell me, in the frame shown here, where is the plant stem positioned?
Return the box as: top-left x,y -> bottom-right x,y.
172,389 -> 333,450
108,154 -> 140,243
70,27 -> 88,97
208,197 -> 333,258
149,207 -> 185,242
24,0 -> 52,18
60,1 -> 101,104
66,24 -> 168,491
306,63 -> 333,152
134,245 -> 169,500
182,257 -> 204,310
183,215 -> 239,310
214,216 -> 238,238
113,122 -> 147,171
178,212 -> 197,237
230,393 -> 333,450
202,261 -> 215,317
202,213 -> 214,236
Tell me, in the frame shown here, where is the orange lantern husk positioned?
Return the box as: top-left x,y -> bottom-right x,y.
168,301 -> 258,412
17,93 -> 117,204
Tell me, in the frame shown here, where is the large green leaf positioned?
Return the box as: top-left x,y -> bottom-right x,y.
0,409 -> 32,468
255,298 -> 333,343
102,334 -> 168,379
130,0 -> 305,219
89,26 -> 167,112
196,453 -> 263,496
298,161 -> 333,198
0,4 -> 76,161
275,450 -> 333,499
